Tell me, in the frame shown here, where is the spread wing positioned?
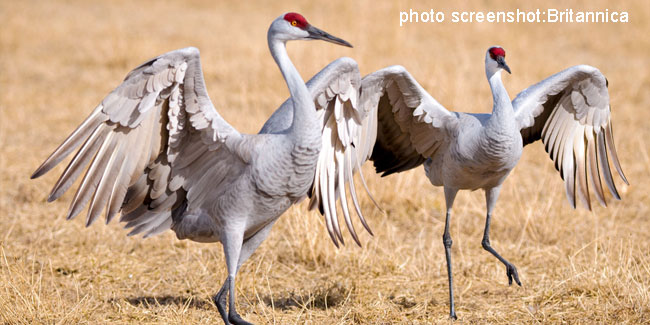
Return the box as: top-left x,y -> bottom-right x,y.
264,62 -> 456,248
513,64 -> 628,209
361,65 -> 456,176
31,47 -> 245,238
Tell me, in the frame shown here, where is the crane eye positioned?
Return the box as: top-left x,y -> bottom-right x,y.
291,20 -> 297,26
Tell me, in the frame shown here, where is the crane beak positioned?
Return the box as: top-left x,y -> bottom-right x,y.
496,56 -> 511,74
305,25 -> 353,48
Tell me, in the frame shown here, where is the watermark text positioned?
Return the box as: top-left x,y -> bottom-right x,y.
399,9 -> 629,26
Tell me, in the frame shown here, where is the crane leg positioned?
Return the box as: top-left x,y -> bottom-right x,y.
442,187 -> 459,320
236,219 -> 277,272
213,220 -> 277,325
213,279 -> 230,323
212,227 -> 254,325
482,187 -> 521,286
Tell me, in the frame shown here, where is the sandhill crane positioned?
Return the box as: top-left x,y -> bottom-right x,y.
315,46 -> 628,319
30,12 -> 371,325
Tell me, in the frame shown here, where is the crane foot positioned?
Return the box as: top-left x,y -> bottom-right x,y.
505,262 -> 522,286
229,312 -> 253,325
213,291 -> 228,323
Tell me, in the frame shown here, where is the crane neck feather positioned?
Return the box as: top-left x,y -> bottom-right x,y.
487,70 -> 514,123
268,36 -> 317,135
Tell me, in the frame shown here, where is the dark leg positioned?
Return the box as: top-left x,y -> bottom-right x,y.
213,279 -> 229,322
482,187 -> 521,286
442,187 -> 459,320
227,274 -> 252,325
215,228 -> 253,325
227,220 -> 277,325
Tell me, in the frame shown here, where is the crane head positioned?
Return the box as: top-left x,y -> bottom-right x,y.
486,46 -> 511,74
269,12 -> 353,48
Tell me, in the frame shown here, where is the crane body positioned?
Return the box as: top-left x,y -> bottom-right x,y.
31,12 -> 362,325
336,46 -> 629,319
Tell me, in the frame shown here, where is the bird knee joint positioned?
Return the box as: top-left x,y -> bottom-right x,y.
442,235 -> 453,248
481,238 -> 491,250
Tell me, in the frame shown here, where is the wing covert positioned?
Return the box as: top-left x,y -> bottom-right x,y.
361,65 -> 456,176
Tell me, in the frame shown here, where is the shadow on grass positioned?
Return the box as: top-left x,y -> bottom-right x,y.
110,295 -> 213,310
263,282 -> 350,311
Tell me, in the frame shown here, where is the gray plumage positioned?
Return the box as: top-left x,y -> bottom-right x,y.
352,46 -> 628,319
262,57 -> 376,247
31,13 -> 362,325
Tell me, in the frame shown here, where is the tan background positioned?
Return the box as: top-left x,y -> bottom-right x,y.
1,0 -> 648,323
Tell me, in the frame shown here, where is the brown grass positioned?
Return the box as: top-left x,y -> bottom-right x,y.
1,0 -> 649,323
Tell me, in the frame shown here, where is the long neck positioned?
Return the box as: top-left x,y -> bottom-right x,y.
486,70 -> 514,125
268,37 -> 317,135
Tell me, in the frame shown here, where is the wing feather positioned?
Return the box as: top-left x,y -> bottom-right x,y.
106,150 -> 134,223
121,174 -> 148,217
87,136 -> 126,226
583,126 -> 605,206
605,123 -> 628,184
67,131 -> 119,221
572,125 -> 590,210
45,123 -> 109,202
514,65 -> 627,209
361,65 -> 456,177
32,47 -> 244,237
596,129 -> 619,200
337,146 -> 360,246
345,147 -> 373,236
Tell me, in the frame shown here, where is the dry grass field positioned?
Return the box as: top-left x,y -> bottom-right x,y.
1,0 -> 649,323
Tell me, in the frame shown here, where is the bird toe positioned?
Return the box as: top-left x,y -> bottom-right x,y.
229,312 -> 253,325
506,263 -> 522,286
